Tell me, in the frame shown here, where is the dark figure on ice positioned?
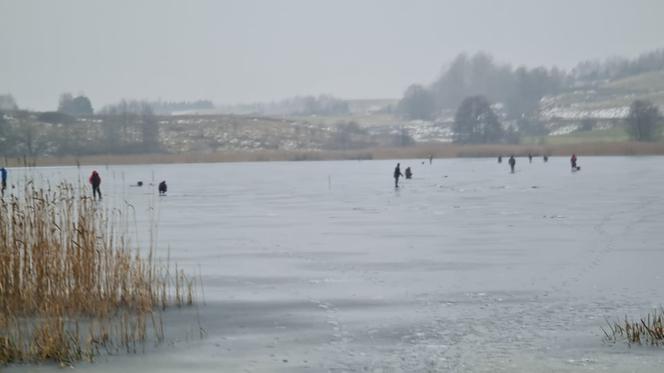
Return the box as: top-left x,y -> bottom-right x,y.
571,154 -> 580,171
528,152 -> 533,163
158,180 -> 167,195
543,154 -> 548,162
508,155 -> 516,174
1,167 -> 7,196
429,155 -> 433,165
394,163 -> 403,188
89,170 -> 102,200
498,155 -> 502,163
405,167 -> 412,179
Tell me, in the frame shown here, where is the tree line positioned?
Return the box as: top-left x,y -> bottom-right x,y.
572,49 -> 664,82
398,50 -> 664,144
399,49 -> 664,122
100,99 -> 213,115
448,95 -> 662,145
0,94 -> 220,158
398,52 -> 568,122
0,99 -> 161,159
218,95 -> 350,116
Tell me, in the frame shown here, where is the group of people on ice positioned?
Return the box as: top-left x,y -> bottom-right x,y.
0,166 -> 168,201
87,170 -> 168,200
393,153 -> 581,187
499,153 -> 580,174
392,154 -> 436,187
0,152 -> 584,197
393,163 -> 413,188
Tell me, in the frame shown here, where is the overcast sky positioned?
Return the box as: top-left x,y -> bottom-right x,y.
1,0 -> 662,111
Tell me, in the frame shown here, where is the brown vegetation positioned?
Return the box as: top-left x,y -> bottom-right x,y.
604,310 -> 664,346
0,182 -> 195,365
6,141 -> 664,167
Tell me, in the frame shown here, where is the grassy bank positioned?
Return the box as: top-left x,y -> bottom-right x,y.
4,141 -> 664,167
523,127 -> 631,145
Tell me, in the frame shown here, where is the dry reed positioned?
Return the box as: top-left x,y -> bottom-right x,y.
0,181 -> 196,365
7,141 -> 664,167
603,309 -> 664,346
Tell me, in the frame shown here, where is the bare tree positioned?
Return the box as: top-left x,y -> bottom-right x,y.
453,96 -> 504,144
140,104 -> 159,151
626,100 -> 661,141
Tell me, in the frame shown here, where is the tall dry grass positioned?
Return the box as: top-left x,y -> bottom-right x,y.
8,141 -> 664,167
603,309 -> 664,346
0,181 -> 195,365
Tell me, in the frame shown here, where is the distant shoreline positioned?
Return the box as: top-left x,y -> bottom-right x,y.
5,141 -> 664,167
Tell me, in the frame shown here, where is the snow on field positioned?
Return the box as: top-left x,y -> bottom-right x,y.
403,120 -> 453,142
5,157 -> 664,372
540,106 -> 629,120
539,95 -> 630,121
549,124 -> 579,136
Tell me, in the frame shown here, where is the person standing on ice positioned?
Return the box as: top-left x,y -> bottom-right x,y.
405,167 -> 412,179
393,163 -> 403,188
89,170 -> 102,200
1,167 -> 7,196
158,180 -> 167,195
570,154 -> 578,170
508,155 -> 516,173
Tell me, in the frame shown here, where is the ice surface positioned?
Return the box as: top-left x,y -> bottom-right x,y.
4,156 -> 664,372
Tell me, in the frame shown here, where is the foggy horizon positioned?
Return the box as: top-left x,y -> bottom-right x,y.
1,0 -> 663,111
2,2 -> 664,371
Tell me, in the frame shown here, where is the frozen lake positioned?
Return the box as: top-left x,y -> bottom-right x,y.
6,156 -> 664,372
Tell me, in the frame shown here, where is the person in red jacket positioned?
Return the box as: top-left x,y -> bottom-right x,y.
570,154 -> 578,171
89,170 -> 102,200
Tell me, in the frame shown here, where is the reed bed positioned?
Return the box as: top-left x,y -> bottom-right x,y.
603,309 -> 664,346
7,141 -> 664,167
0,181 -> 195,365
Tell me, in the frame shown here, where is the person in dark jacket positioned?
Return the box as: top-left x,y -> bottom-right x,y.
158,180 -> 167,195
508,155 -> 516,173
1,167 -> 7,196
393,163 -> 403,188
570,154 -> 578,170
89,170 -> 102,200
405,167 -> 412,179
